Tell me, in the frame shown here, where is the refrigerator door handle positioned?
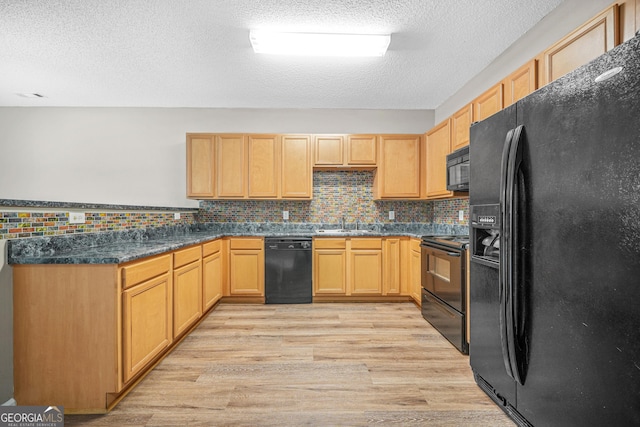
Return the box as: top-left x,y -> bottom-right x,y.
500,125 -> 527,386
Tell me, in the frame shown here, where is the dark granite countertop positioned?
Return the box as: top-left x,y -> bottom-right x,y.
7,222 -> 469,265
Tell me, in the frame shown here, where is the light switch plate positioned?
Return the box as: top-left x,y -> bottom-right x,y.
283,210 -> 289,220
459,210 -> 464,221
389,210 -> 395,220
174,212 -> 181,220
68,212 -> 85,224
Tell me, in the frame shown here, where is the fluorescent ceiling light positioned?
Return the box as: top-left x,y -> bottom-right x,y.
249,31 -> 391,57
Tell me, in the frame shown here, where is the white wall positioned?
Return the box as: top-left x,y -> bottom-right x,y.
0,108 -> 434,208
435,0 -> 615,122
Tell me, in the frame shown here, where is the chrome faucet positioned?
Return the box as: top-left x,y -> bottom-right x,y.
340,216 -> 345,230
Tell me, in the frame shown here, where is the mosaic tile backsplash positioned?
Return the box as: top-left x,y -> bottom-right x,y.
1,172 -> 469,240
0,211 -> 197,240
199,171 -> 469,225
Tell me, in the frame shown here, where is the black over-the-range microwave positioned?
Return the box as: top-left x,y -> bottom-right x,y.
446,145 -> 469,191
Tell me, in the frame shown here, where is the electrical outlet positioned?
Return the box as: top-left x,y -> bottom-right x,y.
174,212 -> 181,220
459,210 -> 465,221
68,212 -> 85,224
283,210 -> 289,220
389,210 -> 395,220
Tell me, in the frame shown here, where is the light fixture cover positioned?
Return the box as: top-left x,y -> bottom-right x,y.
249,31 -> 391,57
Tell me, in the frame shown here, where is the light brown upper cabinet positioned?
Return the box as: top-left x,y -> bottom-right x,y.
504,59 -> 538,107
451,103 -> 473,151
186,135 -> 215,198
217,134 -> 247,198
187,133 -> 312,200
313,134 -> 377,168
374,134 -> 422,199
281,134 -> 313,199
473,82 -> 504,122
540,5 -> 618,86
314,135 -> 344,166
346,135 -> 377,166
248,134 -> 279,198
425,119 -> 453,200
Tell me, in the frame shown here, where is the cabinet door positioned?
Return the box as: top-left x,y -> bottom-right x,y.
203,251 -> 223,311
173,261 -> 202,338
541,5 -> 618,85
281,135 -> 312,199
122,273 -> 172,383
376,135 -> 422,199
410,241 -> 422,306
451,104 -> 473,151
347,135 -> 377,166
349,250 -> 382,295
425,119 -> 453,199
217,134 -> 247,198
313,249 -> 347,294
229,249 -> 264,296
473,82 -> 504,122
248,134 -> 279,198
314,135 -> 344,166
504,59 -> 538,107
383,238 -> 401,295
186,135 -> 215,198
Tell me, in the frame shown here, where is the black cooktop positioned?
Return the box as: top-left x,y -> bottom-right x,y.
421,235 -> 470,249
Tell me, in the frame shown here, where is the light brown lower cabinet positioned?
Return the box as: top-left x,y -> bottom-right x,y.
202,239 -> 224,310
123,271 -> 173,383
228,237 -> 265,296
172,246 -> 203,338
410,238 -> 422,306
12,240 -> 222,414
314,237 -> 408,297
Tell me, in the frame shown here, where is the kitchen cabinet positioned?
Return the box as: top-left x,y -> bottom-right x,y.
503,59 -> 538,107
382,237 -> 402,295
540,5 -> 618,86
473,82 -> 504,122
425,119 -> 453,200
374,134 -> 422,199
281,135 -> 313,199
410,238 -> 422,306
202,239 -> 223,311
349,238 -> 383,295
228,237 -> 265,297
314,134 -> 377,168
451,103 -> 473,151
313,238 -> 347,295
186,134 -> 215,198
123,269 -> 173,383
248,134 -> 279,198
217,134 -> 247,198
172,246 -> 202,338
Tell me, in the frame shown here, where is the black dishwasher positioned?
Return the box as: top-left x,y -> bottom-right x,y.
265,237 -> 313,304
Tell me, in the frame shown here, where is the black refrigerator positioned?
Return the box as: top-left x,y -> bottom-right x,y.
469,34 -> 640,426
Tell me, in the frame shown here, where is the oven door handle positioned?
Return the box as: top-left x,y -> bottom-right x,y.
420,244 -> 462,258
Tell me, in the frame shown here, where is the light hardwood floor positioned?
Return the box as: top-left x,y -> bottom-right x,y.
67,303 -> 514,426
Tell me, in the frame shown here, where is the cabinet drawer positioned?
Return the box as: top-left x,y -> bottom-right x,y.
229,238 -> 263,250
121,254 -> 171,289
410,238 -> 421,252
174,245 -> 201,268
314,238 -> 347,249
350,238 -> 382,250
202,239 -> 222,257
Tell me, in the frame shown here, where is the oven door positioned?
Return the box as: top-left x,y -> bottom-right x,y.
421,243 -> 463,312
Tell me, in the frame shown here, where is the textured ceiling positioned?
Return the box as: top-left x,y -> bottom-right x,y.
0,0 -> 564,109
